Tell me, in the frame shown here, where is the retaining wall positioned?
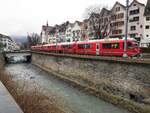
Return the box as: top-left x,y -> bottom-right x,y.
32,52 -> 150,113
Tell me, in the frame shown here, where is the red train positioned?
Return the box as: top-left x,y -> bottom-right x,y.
31,38 -> 141,57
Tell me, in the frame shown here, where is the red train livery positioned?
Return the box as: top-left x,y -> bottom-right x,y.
31,38 -> 141,57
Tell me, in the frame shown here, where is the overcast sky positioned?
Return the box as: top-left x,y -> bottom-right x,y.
0,0 -> 147,37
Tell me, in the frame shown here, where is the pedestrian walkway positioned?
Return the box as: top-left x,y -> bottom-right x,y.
0,81 -> 23,113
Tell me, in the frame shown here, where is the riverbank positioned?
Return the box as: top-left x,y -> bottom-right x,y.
0,53 -> 71,113
32,52 -> 150,113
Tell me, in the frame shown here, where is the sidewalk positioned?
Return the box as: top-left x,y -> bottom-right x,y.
0,81 -> 23,113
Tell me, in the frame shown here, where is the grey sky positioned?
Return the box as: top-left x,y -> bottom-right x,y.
0,0 -> 147,36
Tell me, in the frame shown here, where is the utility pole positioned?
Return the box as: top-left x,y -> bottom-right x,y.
123,0 -> 129,58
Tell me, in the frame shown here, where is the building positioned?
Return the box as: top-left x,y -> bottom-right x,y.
128,0 -> 145,44
109,2 -> 126,38
0,34 -> 16,51
99,8 -> 111,38
65,23 -> 73,42
57,22 -> 70,43
87,13 -> 100,39
40,22 -> 53,44
80,19 -> 88,41
142,0 -> 150,47
72,21 -> 82,41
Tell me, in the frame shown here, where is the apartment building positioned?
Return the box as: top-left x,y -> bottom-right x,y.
72,21 -> 82,41
66,23 -> 73,42
0,34 -> 15,51
109,2 -> 126,38
142,0 -> 150,47
40,22 -> 53,44
128,0 -> 145,43
99,8 -> 111,38
87,13 -> 100,39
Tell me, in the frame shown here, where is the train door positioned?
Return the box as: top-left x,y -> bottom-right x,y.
96,43 -> 100,55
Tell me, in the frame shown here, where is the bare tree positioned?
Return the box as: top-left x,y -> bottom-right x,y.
27,33 -> 40,48
83,4 -> 112,39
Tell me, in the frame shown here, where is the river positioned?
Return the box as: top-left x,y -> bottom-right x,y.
5,63 -> 131,113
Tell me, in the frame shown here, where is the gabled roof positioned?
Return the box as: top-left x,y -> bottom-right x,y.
0,33 -> 12,41
144,0 -> 150,16
111,1 -> 126,11
100,8 -> 111,17
129,0 -> 145,7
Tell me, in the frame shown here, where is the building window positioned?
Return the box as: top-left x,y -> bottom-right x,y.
130,34 -> 136,38
145,25 -> 150,29
116,7 -> 120,12
129,9 -> 139,15
112,30 -> 122,35
146,35 -> 149,37
118,13 -> 124,19
146,17 -> 150,21
131,26 -> 136,31
129,16 -> 139,22
133,4 -> 137,6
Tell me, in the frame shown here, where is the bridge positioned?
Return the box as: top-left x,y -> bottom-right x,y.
3,50 -> 31,63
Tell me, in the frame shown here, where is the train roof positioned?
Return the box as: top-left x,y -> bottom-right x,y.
59,42 -> 76,45
77,38 -> 136,44
33,38 -> 137,47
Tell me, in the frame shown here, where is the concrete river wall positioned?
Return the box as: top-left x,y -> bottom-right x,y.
32,51 -> 150,113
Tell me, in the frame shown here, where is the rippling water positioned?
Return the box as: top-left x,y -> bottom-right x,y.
5,63 -> 131,113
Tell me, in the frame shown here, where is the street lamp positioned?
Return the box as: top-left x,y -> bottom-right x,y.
123,0 -> 129,58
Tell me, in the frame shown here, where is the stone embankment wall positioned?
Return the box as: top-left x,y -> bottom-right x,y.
32,52 -> 150,113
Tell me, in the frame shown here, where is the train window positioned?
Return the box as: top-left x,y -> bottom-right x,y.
62,45 -> 72,48
111,43 -> 119,49
78,44 -> 84,49
102,43 -> 111,49
78,44 -> 91,49
127,42 -> 132,48
85,44 -> 91,49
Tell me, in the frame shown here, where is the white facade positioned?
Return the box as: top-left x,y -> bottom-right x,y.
110,2 -> 126,38
128,0 -> 145,44
41,30 -> 47,44
142,0 -> 150,47
65,23 -> 73,42
72,21 -> 82,41
142,16 -> 150,47
0,35 -> 16,51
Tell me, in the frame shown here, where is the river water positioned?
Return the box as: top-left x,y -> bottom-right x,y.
5,63 -> 131,113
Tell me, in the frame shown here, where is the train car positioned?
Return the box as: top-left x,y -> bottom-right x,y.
76,40 -> 100,55
31,38 -> 141,57
60,42 -> 76,54
99,38 -> 140,56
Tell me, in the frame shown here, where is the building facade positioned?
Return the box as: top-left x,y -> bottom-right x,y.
65,23 -> 73,42
128,0 -> 145,44
142,0 -> 150,47
72,21 -> 82,41
99,8 -> 111,39
0,34 -> 17,51
109,2 -> 126,38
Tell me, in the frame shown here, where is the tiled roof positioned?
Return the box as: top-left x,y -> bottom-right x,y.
129,0 -> 145,7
